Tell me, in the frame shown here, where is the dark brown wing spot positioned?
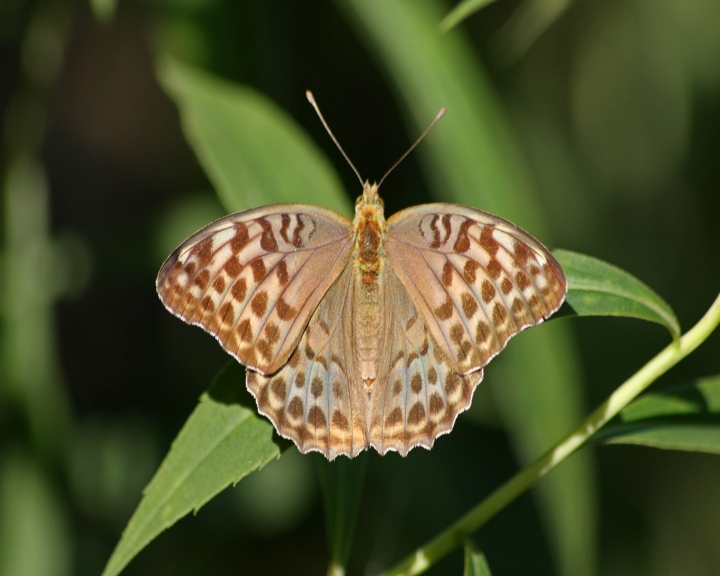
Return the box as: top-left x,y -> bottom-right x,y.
450,323 -> 464,345
264,322 -> 280,344
195,238 -> 213,264
476,321 -> 490,344
428,367 -> 438,385
516,271 -> 531,290
408,402 -> 426,425
224,256 -> 241,277
442,215 -> 452,244
429,215 -> 441,248
218,302 -> 234,326
442,261 -> 454,287
530,264 -> 541,276
238,319 -> 252,342
319,320 -> 331,334
307,406 -> 327,430
411,373 -> 423,394
295,371 -> 305,388
198,296 -> 214,316
256,338 -> 272,360
194,270 -> 210,289
435,297 -> 454,320
251,259 -> 267,283
231,277 -> 247,302
251,291 -> 268,317
276,261 -> 289,285
279,214 -> 291,244
453,220 -> 472,253
276,297 -> 297,320
385,407 -> 403,428
501,278 -> 513,294
292,215 -> 306,248
492,303 -> 507,325
332,410 -> 350,432
461,292 -> 478,319
288,397 -> 304,419
392,379 -> 403,396
511,298 -> 524,314
305,344 -> 316,359
429,393 -> 445,415
445,372 -> 460,395
311,377 -> 324,398
480,226 -> 499,255
481,280 -> 496,304
184,262 -> 196,276
230,223 -> 250,252
464,260 -> 479,283
270,377 -> 287,400
514,242 -> 532,265
212,276 -> 226,293
258,218 -> 278,251
288,349 -> 300,368
487,258 -> 502,279
332,380 -> 343,399
406,315 -> 418,330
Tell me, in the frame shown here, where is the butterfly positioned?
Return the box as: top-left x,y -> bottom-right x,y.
156,93 -> 567,460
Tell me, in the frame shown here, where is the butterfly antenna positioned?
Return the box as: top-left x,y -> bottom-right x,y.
378,107 -> 446,188
306,91 -> 364,187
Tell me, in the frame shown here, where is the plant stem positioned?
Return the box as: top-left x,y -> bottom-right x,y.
381,291 -> 720,576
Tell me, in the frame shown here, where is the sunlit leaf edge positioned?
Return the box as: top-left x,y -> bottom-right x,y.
589,376 -> 720,454
554,249 -> 680,340
464,540 -> 493,576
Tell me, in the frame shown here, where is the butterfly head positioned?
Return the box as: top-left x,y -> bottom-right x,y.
356,181 -> 384,214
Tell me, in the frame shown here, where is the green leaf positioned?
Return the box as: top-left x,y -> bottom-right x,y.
593,376 -> 720,454
101,363 -> 281,576
157,57 -> 350,216
555,249 -> 681,340
439,0 -> 497,33
601,423 -> 720,454
338,3 -> 596,575
464,541 -> 493,576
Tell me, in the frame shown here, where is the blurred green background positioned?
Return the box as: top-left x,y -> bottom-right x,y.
1,0 -> 719,575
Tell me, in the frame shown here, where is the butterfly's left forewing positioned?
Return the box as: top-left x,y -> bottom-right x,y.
156,204 -> 353,375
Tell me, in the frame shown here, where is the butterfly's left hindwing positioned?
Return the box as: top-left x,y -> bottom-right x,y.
156,204 -> 353,375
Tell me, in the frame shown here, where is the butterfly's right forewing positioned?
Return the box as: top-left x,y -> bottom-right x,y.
156,204 -> 353,375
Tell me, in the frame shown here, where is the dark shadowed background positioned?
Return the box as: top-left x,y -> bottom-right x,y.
1,0 -> 719,575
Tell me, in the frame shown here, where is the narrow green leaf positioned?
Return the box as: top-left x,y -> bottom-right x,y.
593,376 -> 720,454
621,376 -> 720,422
601,423 -> 720,454
101,363 -> 281,576
156,57 -> 350,216
439,0 -> 497,33
555,249 -> 681,340
464,541 -> 493,576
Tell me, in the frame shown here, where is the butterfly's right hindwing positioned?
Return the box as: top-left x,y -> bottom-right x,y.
156,204 -> 353,374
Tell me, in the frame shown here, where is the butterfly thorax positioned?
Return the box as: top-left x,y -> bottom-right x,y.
352,182 -> 388,386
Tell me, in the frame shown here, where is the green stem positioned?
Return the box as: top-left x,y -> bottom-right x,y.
381,291 -> 720,576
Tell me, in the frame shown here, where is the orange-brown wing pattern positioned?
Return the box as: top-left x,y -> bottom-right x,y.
157,204 -> 353,375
